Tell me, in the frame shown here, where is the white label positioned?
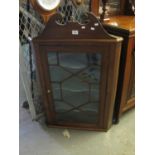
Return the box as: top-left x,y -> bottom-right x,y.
81,26 -> 86,29
72,30 -> 79,35
91,27 -> 95,31
94,23 -> 99,26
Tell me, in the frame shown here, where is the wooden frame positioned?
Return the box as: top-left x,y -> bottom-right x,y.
32,13 -> 122,131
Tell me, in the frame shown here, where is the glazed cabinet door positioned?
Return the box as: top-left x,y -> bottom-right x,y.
120,37 -> 135,113
37,45 -> 111,130
47,51 -> 102,124
126,45 -> 135,103
33,41 -> 121,131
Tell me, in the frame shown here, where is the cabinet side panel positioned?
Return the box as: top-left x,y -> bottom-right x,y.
102,42 -> 122,130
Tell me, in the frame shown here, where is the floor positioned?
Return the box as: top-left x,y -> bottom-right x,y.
19,77 -> 135,155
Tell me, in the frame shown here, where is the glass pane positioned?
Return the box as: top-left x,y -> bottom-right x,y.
90,84 -> 99,102
78,66 -> 100,83
52,83 -> 61,100
47,52 -> 102,124
59,53 -> 88,73
62,77 -> 89,106
49,66 -> 71,82
82,102 -> 98,113
54,101 -> 72,113
87,53 -> 101,65
48,52 -> 57,65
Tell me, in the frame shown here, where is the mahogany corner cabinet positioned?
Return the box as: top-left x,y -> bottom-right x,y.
32,13 -> 122,131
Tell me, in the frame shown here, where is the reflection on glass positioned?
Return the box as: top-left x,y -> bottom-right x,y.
59,53 -> 87,70
48,52 -> 102,124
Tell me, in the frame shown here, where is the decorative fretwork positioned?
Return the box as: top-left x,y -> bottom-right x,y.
57,0 -> 90,24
